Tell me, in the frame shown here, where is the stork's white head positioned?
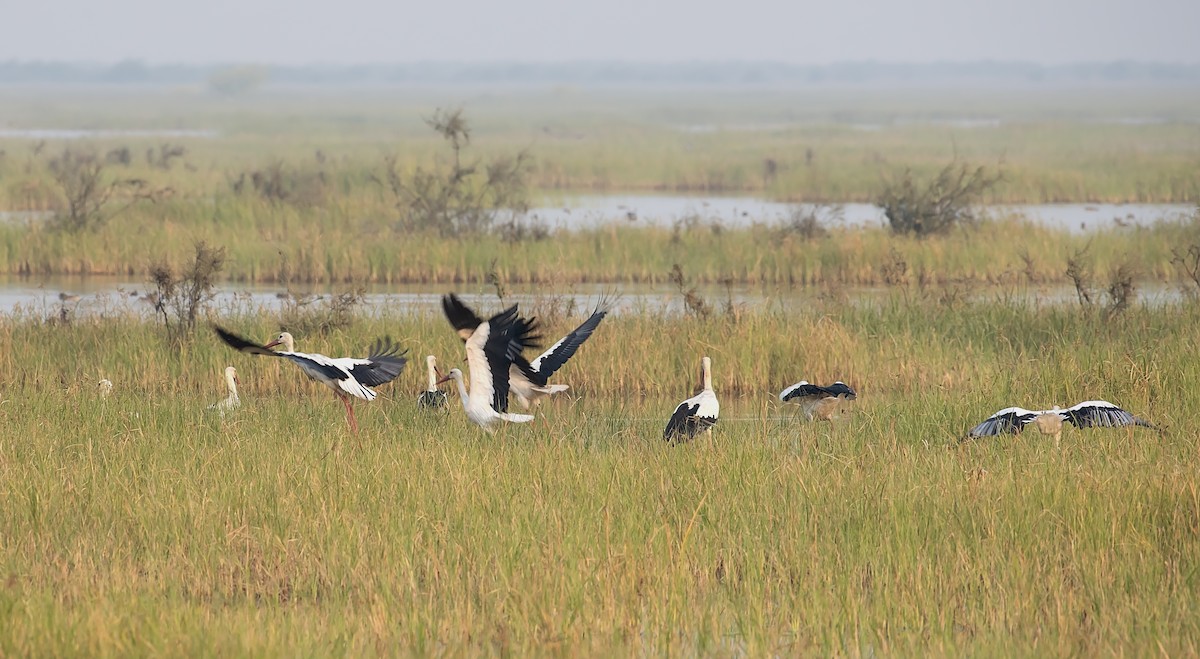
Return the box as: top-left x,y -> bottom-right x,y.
224,366 -> 239,390
265,331 -> 295,352
425,355 -> 441,389
436,367 -> 463,385
98,379 -> 113,398
700,356 -> 713,390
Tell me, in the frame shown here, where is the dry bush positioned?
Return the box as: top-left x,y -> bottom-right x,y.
279,288 -> 365,337
229,161 -> 329,207
382,108 -> 532,237
150,241 -> 227,347
669,264 -> 711,319
48,148 -> 168,232
877,161 -> 1001,237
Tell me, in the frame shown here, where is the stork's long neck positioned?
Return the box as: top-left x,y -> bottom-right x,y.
226,372 -> 239,399
452,373 -> 470,410
426,359 -> 438,391
701,357 -> 713,391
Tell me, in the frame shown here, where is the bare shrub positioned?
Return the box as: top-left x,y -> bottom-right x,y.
150,241 -> 226,347
669,264 -> 711,319
778,204 -> 843,240
48,148 -> 168,232
279,288 -> 365,337
1104,261 -> 1138,318
1170,243 -> 1200,297
146,143 -> 186,170
381,108 -> 532,237
1065,245 -> 1095,308
876,161 -> 1002,237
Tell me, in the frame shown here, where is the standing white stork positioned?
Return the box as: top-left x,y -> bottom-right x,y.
208,366 -> 240,416
664,356 -> 720,443
437,303 -> 540,432
214,327 -> 407,433
441,293 -> 606,408
966,400 -> 1157,446
97,379 -> 114,399
417,355 -> 448,410
779,380 -> 857,421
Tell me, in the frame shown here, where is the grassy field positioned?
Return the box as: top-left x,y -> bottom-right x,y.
0,297 -> 1197,655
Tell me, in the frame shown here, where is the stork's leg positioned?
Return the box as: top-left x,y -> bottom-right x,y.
340,394 -> 359,435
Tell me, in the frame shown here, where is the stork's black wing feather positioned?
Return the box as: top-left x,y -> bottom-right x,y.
780,382 -> 830,402
482,306 -> 521,413
1062,402 -> 1156,430
214,326 -> 280,357
346,337 -> 408,387
441,293 -> 485,339
529,309 -> 606,381
663,402 -> 700,442
823,381 -> 857,400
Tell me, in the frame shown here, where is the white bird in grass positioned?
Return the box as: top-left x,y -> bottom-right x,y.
214,327 -> 407,433
966,400 -> 1157,446
664,356 -> 719,443
779,380 -> 857,421
417,355 -> 448,410
441,293 -> 607,409
97,379 -> 113,399
437,301 -> 540,432
208,366 -> 240,415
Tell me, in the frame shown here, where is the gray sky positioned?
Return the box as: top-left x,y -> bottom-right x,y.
3,0 -> 1198,64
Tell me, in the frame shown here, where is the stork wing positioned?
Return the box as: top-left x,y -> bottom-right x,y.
345,337 -> 408,387
214,326 -> 280,357
823,381 -> 857,400
779,380 -> 827,402
967,407 -> 1038,437
442,293 -> 484,341
528,309 -> 607,379
664,401 -> 701,441
1062,400 -> 1155,430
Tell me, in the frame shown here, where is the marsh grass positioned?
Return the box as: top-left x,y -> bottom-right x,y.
1,298 -> 1197,655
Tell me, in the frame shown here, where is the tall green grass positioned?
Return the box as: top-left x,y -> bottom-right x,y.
1,300 -> 1197,654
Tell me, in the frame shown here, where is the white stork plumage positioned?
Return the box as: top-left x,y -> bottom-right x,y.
664,355 -> 720,443
441,293 -> 606,409
417,355 -> 448,410
97,379 -> 113,399
214,327 -> 407,433
437,302 -> 540,432
779,380 -> 857,421
208,365 -> 240,415
967,400 -> 1157,446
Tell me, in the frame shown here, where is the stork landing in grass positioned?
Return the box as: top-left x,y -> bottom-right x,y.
441,293 -> 606,409
966,400 -> 1157,446
214,327 -> 407,433
779,380 -> 857,421
437,302 -> 540,432
417,355 -> 448,410
208,366 -> 240,416
664,356 -> 720,444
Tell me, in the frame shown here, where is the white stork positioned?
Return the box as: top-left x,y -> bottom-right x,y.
417,355 -> 448,410
208,366 -> 240,415
437,303 -> 539,432
97,379 -> 113,399
441,293 -> 606,408
967,400 -> 1157,446
214,327 -> 407,433
664,356 -> 720,443
779,380 -> 857,421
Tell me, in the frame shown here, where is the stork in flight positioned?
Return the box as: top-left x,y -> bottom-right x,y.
417,355 -> 448,410
664,356 -> 720,443
214,327 -> 407,433
437,301 -> 541,432
441,293 -> 606,408
208,366 -> 240,416
966,400 -> 1157,446
779,380 -> 857,421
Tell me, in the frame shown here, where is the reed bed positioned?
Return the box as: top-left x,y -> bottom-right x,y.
1,298 -> 1197,655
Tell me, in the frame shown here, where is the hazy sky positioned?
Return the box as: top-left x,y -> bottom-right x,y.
3,0 -> 1198,64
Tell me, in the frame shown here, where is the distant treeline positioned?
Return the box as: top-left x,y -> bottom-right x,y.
1,60 -> 1199,86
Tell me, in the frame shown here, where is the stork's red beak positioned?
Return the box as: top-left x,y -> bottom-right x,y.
435,374 -> 454,385
234,375 -> 240,385
264,339 -> 282,350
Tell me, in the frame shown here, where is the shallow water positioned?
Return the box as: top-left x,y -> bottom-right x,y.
2,275 -> 1187,319
528,195 -> 1194,233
